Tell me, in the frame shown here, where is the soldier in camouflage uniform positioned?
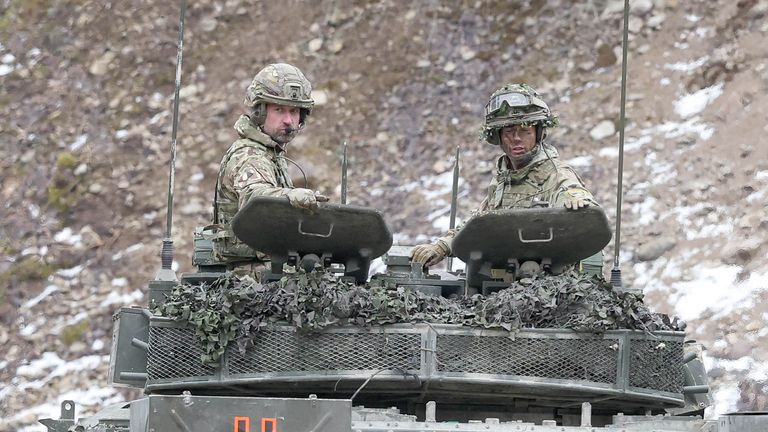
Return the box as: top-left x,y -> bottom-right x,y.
210,63 -> 328,273
412,83 -> 597,267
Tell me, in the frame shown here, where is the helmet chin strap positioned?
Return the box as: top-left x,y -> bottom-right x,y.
508,143 -> 539,170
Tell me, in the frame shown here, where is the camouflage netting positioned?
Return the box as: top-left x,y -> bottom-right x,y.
153,270 -> 684,364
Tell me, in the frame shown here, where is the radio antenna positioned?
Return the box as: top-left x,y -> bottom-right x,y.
611,0 -> 631,292
341,141 -> 348,205
157,0 -> 187,281
447,146 -> 460,272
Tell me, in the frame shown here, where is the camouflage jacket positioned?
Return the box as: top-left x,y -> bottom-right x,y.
437,144 -> 596,253
210,115 -> 294,263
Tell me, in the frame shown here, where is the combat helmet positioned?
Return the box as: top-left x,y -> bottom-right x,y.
244,63 -> 314,126
482,83 -> 558,146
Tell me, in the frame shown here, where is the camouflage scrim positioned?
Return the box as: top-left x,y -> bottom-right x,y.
211,115 -> 294,263
438,144 -> 597,253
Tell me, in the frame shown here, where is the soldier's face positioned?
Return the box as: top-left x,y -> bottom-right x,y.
263,103 -> 302,144
500,125 -> 537,160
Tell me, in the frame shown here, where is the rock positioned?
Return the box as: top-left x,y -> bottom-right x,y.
628,16 -> 644,33
69,341 -> 87,353
647,13 -> 666,28
432,160 -> 447,173
21,150 -> 35,163
752,0 -> 768,17
596,43 -> 617,67
635,238 -> 677,262
707,366 -> 726,379
89,50 -> 115,76
443,62 -> 456,73
88,183 -> 103,194
329,40 -> 343,54
79,225 -> 103,249
200,16 -> 218,32
722,238 -> 762,266
460,46 -> 476,61
590,120 -> 616,140
180,200 -> 204,215
179,84 -> 198,99
416,59 -> 430,68
602,1 -> 625,17
308,38 -> 323,52
631,0 -> 654,15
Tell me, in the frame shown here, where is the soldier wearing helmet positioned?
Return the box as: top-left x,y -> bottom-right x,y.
210,63 -> 328,269
411,83 -> 598,268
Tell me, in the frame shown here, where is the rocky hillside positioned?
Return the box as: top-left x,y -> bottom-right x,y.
2,0 -> 767,429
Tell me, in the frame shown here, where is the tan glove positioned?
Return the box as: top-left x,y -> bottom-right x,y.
410,241 -> 450,267
286,188 -> 329,210
561,186 -> 594,210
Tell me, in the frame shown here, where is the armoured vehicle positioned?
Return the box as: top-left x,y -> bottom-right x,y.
37,1 -> 766,430
40,195 -> 765,432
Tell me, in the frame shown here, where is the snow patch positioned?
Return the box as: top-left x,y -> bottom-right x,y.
20,323 -> 38,337
69,134 -> 88,151
663,265 -> 768,321
674,83 -> 723,118
664,56 -> 708,72
657,117 -> 714,141
54,228 -> 82,245
631,196 -> 658,226
0,63 -> 15,76
56,265 -> 83,279
99,289 -> 144,308
598,135 -> 652,158
112,243 -> 144,261
564,155 -> 593,168
21,285 -> 60,309
711,384 -> 740,416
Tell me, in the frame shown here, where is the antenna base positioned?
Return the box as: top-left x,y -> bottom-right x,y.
155,238 -> 178,282
610,265 -> 641,295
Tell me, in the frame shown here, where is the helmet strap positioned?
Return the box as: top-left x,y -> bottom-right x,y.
508,143 -> 539,170
250,104 -> 267,126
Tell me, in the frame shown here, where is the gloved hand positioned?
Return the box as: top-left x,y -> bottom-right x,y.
561,186 -> 593,210
286,188 -> 329,210
410,241 -> 450,267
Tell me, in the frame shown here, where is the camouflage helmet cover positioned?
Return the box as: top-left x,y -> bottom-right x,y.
245,63 -> 314,124
482,83 -> 558,145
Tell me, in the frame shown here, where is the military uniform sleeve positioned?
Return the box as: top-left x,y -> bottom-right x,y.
226,148 -> 290,209
548,164 -> 598,207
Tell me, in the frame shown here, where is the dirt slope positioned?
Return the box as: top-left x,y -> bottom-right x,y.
1,0 -> 767,428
